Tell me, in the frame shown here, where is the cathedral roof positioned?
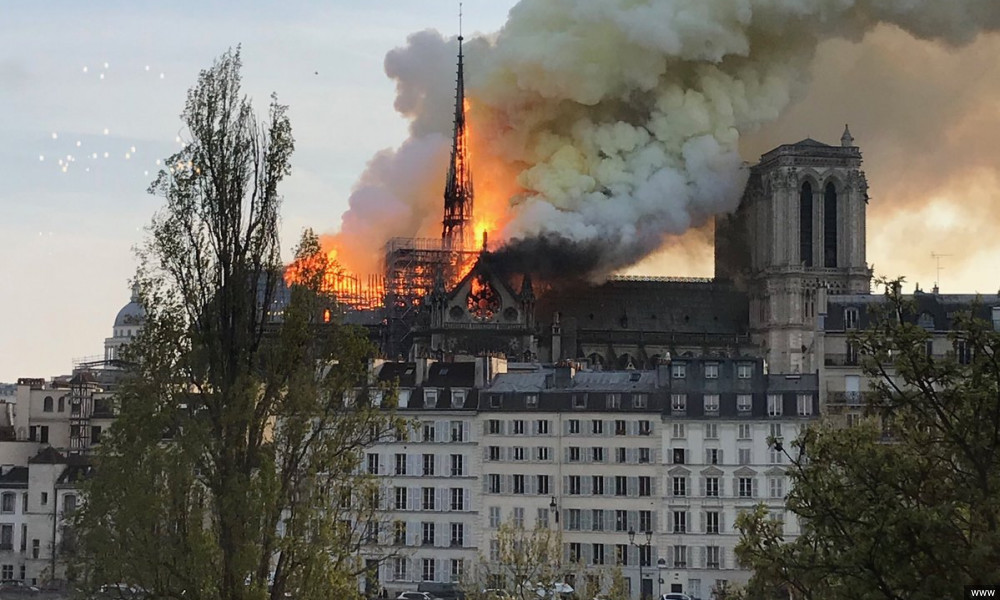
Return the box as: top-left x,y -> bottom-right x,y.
114,284 -> 146,327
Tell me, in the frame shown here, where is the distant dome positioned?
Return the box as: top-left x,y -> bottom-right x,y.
114,284 -> 146,327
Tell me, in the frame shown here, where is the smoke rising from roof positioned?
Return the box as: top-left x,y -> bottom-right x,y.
333,0 -> 1000,280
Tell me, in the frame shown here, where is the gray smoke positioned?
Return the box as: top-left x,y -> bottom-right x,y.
333,0 -> 1000,279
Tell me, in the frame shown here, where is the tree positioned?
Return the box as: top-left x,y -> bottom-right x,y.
736,280 -> 1000,599
74,49 -> 402,600
464,522 -> 573,600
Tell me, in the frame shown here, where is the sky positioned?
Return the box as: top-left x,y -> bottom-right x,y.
2,1 -> 998,381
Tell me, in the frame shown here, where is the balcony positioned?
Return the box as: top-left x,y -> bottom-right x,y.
827,392 -> 875,406
824,353 -> 859,367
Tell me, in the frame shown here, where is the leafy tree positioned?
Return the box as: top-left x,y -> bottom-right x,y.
464,522 -> 573,600
74,48 -> 401,600
736,281 -> 1000,599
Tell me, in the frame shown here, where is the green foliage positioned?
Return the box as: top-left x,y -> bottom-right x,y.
736,279 -> 1000,599
73,48 -> 401,600
463,522 -> 572,600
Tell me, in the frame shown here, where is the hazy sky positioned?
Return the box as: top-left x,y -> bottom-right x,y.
2,1 -> 998,381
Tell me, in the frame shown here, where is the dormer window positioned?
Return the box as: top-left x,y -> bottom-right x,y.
424,388 -> 438,408
844,307 -> 859,329
452,389 -> 466,409
917,312 -> 935,330
525,394 -> 539,409
671,363 -> 686,379
704,363 -> 719,379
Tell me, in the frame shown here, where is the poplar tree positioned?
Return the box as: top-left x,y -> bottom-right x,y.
74,49 -> 401,600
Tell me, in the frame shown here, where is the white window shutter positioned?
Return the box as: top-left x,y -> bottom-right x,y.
719,449 -> 724,464
699,511 -> 705,533
720,512 -> 726,533
464,489 -> 470,511
752,478 -> 759,498
699,477 -> 705,497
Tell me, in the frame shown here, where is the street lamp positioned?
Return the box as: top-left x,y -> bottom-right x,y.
549,496 -> 559,525
627,527 -> 653,600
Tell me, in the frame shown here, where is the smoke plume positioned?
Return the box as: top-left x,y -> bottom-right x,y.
333,0 -> 1000,280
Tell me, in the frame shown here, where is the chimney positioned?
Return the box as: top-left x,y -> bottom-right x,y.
551,312 -> 562,362
553,361 -> 575,388
655,352 -> 672,388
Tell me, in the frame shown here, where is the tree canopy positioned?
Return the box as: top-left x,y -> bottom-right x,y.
736,282 -> 1000,599
74,49 -> 401,600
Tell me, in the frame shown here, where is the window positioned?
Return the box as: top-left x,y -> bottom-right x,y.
847,340 -> 860,365
568,419 -> 580,434
607,394 -> 621,409
568,509 -> 581,531
640,510 -> 652,532
537,507 -> 549,528
537,446 -> 550,461
704,394 -> 720,414
591,419 -> 604,435
367,453 -> 380,475
41,492 -> 48,506
422,522 -> 435,545
705,423 -> 718,439
569,542 -> 582,562
63,494 -> 77,514
704,363 -> 719,379
706,449 -> 721,465
738,448 -> 751,465
592,543 -> 605,565
424,388 -> 438,408
489,540 -> 501,562
592,510 -> 605,531
671,363 -> 686,378
0,525 -> 11,551
395,453 -> 407,476
393,521 -> 407,545
451,559 -> 464,582
705,511 -> 720,534
673,511 -> 687,534
770,423 -> 783,439
43,396 -> 53,412
488,474 -> 501,494
738,424 -> 752,440
639,476 -> 651,496
769,477 -> 785,498
451,522 -> 464,546
1,493 -> 14,514
537,474 -> 550,495
423,454 -> 435,476
573,394 -> 587,409
615,476 -> 627,496
452,389 -> 467,408
512,420 -> 525,435
615,510 -> 628,532
393,556 -> 408,580
956,340 -> 973,365
450,454 -> 463,476
31,539 -> 39,559
673,545 -> 688,568
422,487 -> 435,510
424,421 -> 437,441
513,474 -> 525,494
737,394 -> 753,413
671,394 -> 687,413
489,506 -> 501,528
616,447 -> 627,463
525,394 -> 539,408
739,477 -> 754,498
422,558 -> 436,581
706,546 -> 721,569
737,363 -> 753,379
672,477 -> 687,497
616,544 -> 629,566
569,475 -> 581,495
569,447 -> 581,462
488,446 -> 501,461
705,477 -> 719,497
536,420 -> 550,435
592,447 -> 605,462
488,419 -> 502,435
592,475 -> 605,495
615,420 -> 627,435
638,448 -> 650,464
58,396 -> 65,412
673,448 -> 686,464
639,544 -> 651,567
767,394 -> 783,417
672,423 -> 686,438
489,394 -> 502,409
0,564 -> 11,579
450,488 -> 464,511
638,420 -> 652,435
797,394 -> 813,416
450,421 -> 465,442
844,307 -> 859,329
632,393 -> 648,409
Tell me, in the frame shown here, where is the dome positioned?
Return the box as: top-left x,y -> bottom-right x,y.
114,284 -> 146,327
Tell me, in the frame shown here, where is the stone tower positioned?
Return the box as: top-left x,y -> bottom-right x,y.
715,126 -> 872,373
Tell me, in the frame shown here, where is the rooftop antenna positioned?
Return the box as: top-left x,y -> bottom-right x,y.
931,252 -> 951,293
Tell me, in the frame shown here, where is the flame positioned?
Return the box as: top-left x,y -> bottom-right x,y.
284,243 -> 386,311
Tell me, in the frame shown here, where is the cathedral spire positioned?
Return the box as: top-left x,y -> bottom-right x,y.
841,123 -> 854,147
442,3 -> 474,250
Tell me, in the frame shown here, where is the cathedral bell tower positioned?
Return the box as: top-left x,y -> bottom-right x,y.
716,126 -> 872,373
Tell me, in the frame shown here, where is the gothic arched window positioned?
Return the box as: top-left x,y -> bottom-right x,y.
824,182 -> 838,267
799,182 -> 813,267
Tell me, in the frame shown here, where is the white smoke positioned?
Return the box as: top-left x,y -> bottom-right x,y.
333,0 -> 1000,278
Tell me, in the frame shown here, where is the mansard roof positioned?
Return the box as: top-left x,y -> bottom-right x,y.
0,467 -> 28,487
425,362 -> 476,388
825,292 -> 1000,332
